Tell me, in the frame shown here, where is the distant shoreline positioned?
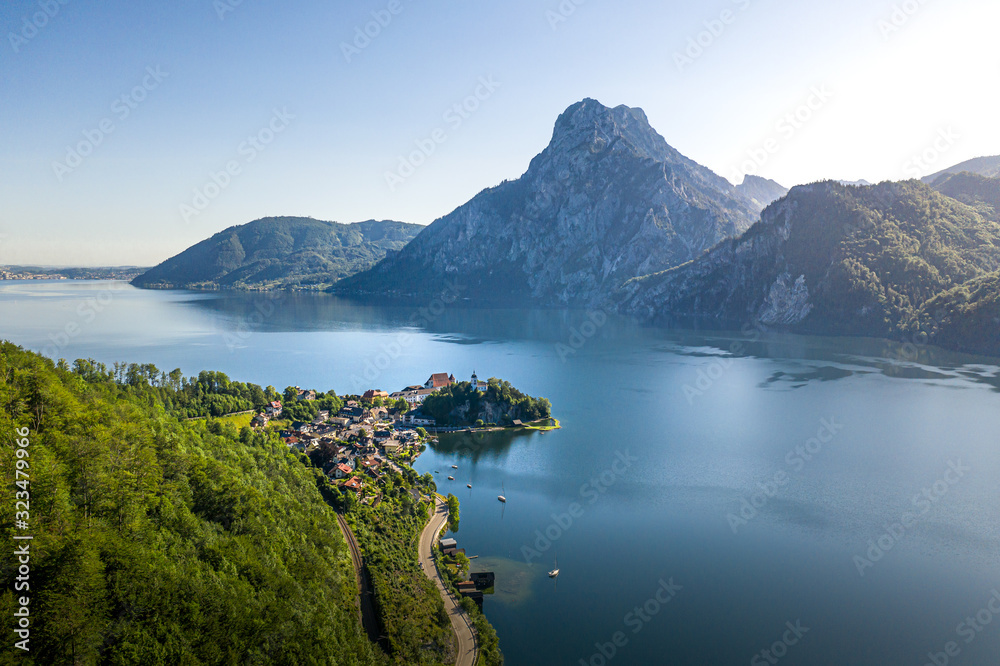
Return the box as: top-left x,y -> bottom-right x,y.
0,267 -> 147,282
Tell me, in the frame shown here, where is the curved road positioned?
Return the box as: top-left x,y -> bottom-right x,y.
418,496 -> 478,666
335,512 -> 382,646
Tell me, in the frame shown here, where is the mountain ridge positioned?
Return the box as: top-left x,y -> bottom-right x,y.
923,155 -> 1000,184
132,216 -> 423,290
617,179 -> 1000,350
335,98 -> 762,306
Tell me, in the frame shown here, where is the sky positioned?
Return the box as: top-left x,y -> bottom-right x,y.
1,0 -> 998,266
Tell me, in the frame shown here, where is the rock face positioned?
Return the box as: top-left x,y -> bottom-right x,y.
736,175 -> 788,210
336,98 -> 761,306
618,180 -> 1000,339
132,217 -> 422,290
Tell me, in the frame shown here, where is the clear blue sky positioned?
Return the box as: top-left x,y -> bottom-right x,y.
1,0 -> 997,266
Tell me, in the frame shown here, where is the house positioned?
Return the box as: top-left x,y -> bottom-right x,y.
342,477 -> 362,494
374,429 -> 391,441
333,463 -> 354,479
266,400 -> 283,417
330,416 -> 351,427
403,412 -> 436,427
440,538 -> 457,549
340,406 -> 364,420
424,373 -> 454,390
296,388 -> 316,401
470,572 -> 496,590
251,413 -> 269,427
383,441 -> 402,454
291,421 -> 312,433
390,387 -> 437,405
362,389 -> 389,401
317,410 -> 330,420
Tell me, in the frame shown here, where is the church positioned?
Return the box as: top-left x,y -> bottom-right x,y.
471,371 -> 488,392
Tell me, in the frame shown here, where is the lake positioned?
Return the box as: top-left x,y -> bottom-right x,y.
3,281 -> 1000,665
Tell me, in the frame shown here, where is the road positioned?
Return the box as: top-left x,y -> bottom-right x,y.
335,512 -> 383,647
418,496 -> 479,666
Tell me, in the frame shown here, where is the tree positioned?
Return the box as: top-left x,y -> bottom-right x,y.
446,493 -> 460,532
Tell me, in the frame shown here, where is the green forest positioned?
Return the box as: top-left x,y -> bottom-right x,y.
623,177 -> 1000,356
421,379 -> 551,427
0,343 -> 433,665
0,343 -> 507,664
341,482 -> 454,665
131,217 -> 423,291
66,358 -> 343,422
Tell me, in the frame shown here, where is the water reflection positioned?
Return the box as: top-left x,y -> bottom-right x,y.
432,429 -> 538,463
759,366 -> 859,389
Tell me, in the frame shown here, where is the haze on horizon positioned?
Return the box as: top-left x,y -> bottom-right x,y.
1,0 -> 997,266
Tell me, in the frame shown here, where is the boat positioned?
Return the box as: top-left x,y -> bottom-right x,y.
548,555 -> 559,578
467,483 -> 472,489
497,482 -> 506,503
451,465 -> 458,469
448,476 -> 455,481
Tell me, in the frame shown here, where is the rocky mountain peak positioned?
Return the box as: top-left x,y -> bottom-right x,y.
337,98 -> 761,306
548,98 -> 667,161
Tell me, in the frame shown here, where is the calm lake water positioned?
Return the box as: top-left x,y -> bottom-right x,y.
3,281 -> 1000,665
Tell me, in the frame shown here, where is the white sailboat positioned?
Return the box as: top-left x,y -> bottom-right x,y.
548,554 -> 559,578
497,482 -> 506,503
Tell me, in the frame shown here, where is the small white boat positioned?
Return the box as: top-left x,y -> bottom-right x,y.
451,465 -> 459,469
498,482 -> 506,503
448,476 -> 455,481
548,555 -> 559,578
467,483 -> 472,489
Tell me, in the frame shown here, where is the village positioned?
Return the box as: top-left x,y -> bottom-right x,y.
245,371 -> 490,505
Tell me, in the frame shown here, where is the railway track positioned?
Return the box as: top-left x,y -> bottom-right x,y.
335,512 -> 382,647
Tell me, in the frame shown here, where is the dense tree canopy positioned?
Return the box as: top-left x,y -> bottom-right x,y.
421,379 -> 551,426
0,343 -> 382,665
